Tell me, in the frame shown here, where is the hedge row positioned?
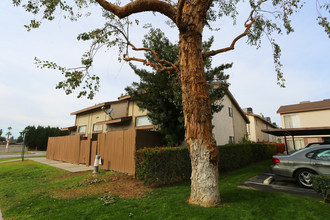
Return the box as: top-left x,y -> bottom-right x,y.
135,143 -> 276,186
311,175 -> 330,203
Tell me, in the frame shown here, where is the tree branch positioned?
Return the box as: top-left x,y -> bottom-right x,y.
95,0 -> 177,23
176,0 -> 186,30
106,23 -> 179,73
203,11 -> 256,58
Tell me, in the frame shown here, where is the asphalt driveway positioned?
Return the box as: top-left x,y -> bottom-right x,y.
240,170 -> 322,199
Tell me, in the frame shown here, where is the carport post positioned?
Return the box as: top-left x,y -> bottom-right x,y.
292,135 -> 296,151
284,136 -> 289,154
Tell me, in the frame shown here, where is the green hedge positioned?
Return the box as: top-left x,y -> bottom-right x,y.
311,175 -> 330,203
135,143 -> 276,186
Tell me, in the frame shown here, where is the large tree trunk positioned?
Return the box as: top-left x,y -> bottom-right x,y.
178,0 -> 220,207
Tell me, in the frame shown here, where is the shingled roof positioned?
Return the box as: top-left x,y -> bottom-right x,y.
277,99 -> 330,114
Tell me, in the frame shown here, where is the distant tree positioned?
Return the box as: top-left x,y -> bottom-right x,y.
9,136 -> 15,144
16,135 -> 24,143
126,29 -> 230,146
6,127 -> 12,139
0,129 -> 4,142
24,125 -> 68,150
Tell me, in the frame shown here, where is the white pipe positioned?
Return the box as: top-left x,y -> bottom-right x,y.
93,155 -> 101,173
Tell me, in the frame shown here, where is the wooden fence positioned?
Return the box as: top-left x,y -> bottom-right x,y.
46,129 -> 161,175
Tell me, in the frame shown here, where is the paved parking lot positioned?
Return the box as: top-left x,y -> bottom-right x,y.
240,170 -> 321,199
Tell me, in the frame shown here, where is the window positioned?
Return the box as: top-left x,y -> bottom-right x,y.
78,125 -> 86,134
136,116 -> 152,127
306,151 -> 315,159
93,124 -> 103,132
315,149 -> 330,161
229,136 -> 234,144
228,107 -> 233,117
284,115 -> 300,128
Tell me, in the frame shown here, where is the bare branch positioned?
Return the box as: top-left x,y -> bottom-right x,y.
123,55 -> 179,73
95,0 -> 177,23
106,23 -> 179,73
203,10 -> 256,58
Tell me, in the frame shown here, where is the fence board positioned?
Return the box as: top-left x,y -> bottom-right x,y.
98,130 -> 136,174
46,135 -> 80,164
46,129 -> 156,175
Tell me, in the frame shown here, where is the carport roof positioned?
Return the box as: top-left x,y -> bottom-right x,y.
262,126 -> 330,136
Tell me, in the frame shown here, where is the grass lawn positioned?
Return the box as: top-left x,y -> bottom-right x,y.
0,160 -> 328,220
0,156 -> 46,162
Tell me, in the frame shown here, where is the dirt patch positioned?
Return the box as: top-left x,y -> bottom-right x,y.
51,172 -> 151,199
54,171 -> 88,180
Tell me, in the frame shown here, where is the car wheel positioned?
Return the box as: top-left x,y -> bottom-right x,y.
295,169 -> 316,188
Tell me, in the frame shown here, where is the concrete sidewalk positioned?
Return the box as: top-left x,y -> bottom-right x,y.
28,158 -> 94,172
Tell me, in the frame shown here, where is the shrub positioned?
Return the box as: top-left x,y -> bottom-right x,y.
311,175 -> 330,203
135,147 -> 191,186
135,143 -> 276,186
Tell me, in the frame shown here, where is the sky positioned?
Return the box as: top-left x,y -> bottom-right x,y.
1,1 -> 329,139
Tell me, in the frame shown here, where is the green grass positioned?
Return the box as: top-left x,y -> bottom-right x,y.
0,156 -> 46,162
0,160 -> 328,220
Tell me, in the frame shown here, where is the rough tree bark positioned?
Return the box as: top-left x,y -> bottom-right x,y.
178,0 -> 220,206
97,0 -> 220,207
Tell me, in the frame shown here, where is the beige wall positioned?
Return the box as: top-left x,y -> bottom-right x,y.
247,115 -> 276,143
75,110 -> 108,135
212,95 -> 234,145
280,109 -> 330,146
281,109 -> 330,128
74,100 -> 149,135
232,106 -> 247,143
211,94 -> 248,145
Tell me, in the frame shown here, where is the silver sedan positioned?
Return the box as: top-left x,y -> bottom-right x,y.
271,145 -> 330,188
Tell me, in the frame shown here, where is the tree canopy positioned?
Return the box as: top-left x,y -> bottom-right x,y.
14,0 -> 329,99
24,125 -> 69,150
125,28 -> 230,146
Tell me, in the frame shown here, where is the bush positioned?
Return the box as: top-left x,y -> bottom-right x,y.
135,147 -> 191,186
311,175 -> 330,203
218,143 -> 275,172
135,143 -> 276,186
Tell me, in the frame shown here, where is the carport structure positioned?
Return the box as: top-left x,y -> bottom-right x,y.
262,126 -> 330,154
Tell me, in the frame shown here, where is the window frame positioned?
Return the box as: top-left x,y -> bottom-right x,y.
228,107 -> 233,117
93,124 -> 103,133
78,125 -> 86,134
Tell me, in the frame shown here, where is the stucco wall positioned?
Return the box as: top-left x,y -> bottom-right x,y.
280,109 -> 330,128
212,95 -> 234,145
75,110 -> 108,135
74,100 -> 148,135
232,107 -> 247,143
